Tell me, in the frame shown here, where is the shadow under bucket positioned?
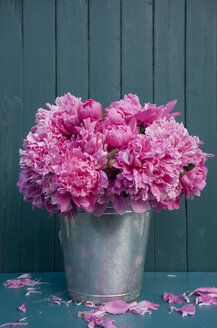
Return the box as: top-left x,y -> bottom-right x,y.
59,206 -> 151,304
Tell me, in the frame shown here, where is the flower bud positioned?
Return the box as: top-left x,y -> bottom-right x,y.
78,99 -> 102,121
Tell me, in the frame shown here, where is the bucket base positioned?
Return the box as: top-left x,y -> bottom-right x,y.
68,289 -> 141,304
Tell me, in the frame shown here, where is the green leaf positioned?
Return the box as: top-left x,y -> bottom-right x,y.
109,148 -> 118,160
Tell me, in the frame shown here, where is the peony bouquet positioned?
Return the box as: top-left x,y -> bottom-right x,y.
17,93 -> 213,218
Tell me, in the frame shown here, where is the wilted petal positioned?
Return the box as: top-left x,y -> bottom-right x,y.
18,303 -> 26,313
50,295 -> 62,301
196,294 -> 217,306
84,301 -> 96,308
0,324 -> 28,327
25,290 -> 41,296
129,300 -> 160,316
16,274 -> 31,280
102,300 -> 131,315
163,292 -> 183,304
179,293 -> 190,303
170,304 -> 196,317
189,287 -> 217,297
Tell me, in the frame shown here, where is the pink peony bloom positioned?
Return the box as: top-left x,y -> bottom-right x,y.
110,93 -> 142,122
78,99 -> 102,121
17,93 -> 212,217
106,118 -> 138,148
55,149 -> 108,212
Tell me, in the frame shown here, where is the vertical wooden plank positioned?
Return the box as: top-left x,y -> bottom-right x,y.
122,0 -> 154,271
122,0 -> 153,104
0,0 -> 23,272
89,0 -> 120,108
186,0 -> 217,271
20,0 -> 55,272
55,0 -> 88,271
154,0 -> 186,271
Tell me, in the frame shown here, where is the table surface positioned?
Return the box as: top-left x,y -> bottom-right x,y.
0,272 -> 217,328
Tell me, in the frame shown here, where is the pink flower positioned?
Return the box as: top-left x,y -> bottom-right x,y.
78,99 -> 102,121
17,93 -> 213,217
135,99 -> 181,125
106,118 -> 138,148
112,133 -> 182,214
55,149 -> 108,212
110,93 -> 142,122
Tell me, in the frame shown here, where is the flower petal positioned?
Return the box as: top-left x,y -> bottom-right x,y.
196,294 -> 217,306
102,300 -> 131,315
18,303 -> 26,313
170,304 -> 196,317
0,324 -> 28,327
129,300 -> 160,316
163,292 -> 183,304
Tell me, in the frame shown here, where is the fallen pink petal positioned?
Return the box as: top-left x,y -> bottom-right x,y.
129,300 -> 160,316
25,290 -> 41,296
83,313 -> 117,328
189,287 -> 217,297
16,274 -> 31,280
102,300 -> 132,315
179,293 -> 190,303
17,303 -> 26,313
0,324 -> 28,327
163,292 -> 183,304
3,274 -> 41,289
196,294 -> 217,306
62,300 -> 73,307
84,300 -> 96,308
170,304 -> 196,317
50,295 -> 62,301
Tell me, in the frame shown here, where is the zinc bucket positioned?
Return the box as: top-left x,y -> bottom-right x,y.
59,206 -> 151,304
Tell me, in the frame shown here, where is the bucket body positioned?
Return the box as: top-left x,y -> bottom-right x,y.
59,206 -> 151,304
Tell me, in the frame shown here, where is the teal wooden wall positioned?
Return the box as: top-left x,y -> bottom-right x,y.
0,0 -> 216,272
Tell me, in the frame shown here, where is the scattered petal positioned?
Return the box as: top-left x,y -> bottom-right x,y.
163,292 -> 183,304
189,287 -> 217,297
170,304 -> 196,317
25,290 -> 41,296
16,274 -> 31,280
16,319 -> 27,323
0,324 -> 28,327
129,300 -> 160,316
102,300 -> 131,315
3,274 -> 42,289
62,300 -> 73,307
17,303 -> 26,313
50,295 -> 62,301
84,300 -> 97,308
196,294 -> 217,306
179,293 -> 190,303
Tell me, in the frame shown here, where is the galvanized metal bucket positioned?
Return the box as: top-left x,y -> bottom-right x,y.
59,206 -> 151,304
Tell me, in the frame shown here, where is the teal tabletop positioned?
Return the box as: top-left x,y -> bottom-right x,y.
0,272 -> 217,328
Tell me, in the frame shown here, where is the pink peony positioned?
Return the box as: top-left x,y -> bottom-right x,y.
55,149 -> 108,212
78,99 -> 102,121
17,93 -> 212,217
